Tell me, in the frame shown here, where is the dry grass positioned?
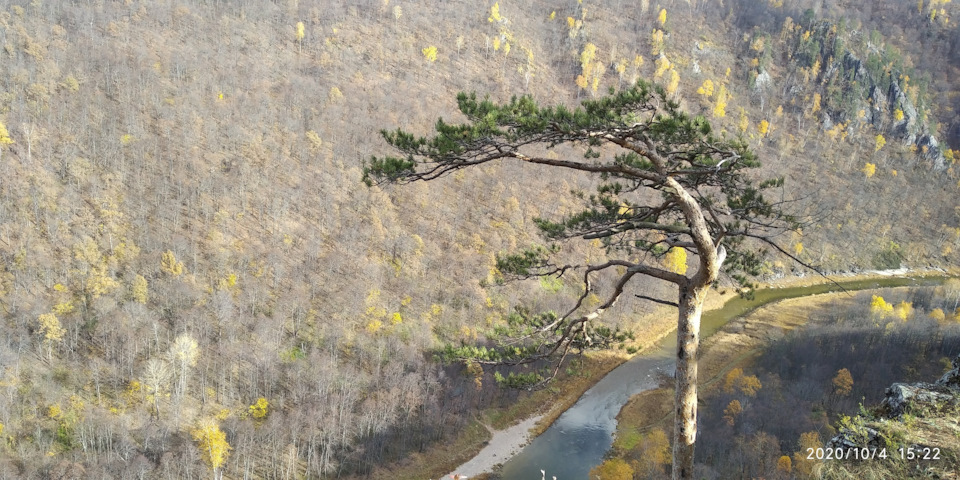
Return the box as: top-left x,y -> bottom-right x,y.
820,406 -> 960,479
824,400 -> 960,479
614,389 -> 676,443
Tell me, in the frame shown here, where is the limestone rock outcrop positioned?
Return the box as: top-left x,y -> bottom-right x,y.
827,353 -> 960,450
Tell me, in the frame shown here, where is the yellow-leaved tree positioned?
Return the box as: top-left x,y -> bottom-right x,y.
665,69 -> 680,96
664,246 -> 687,274
192,418 -> 231,478
579,43 -> 604,95
0,120 -> 12,163
696,79 -> 714,97
295,21 -> 305,53
131,274 -> 148,304
713,84 -> 728,118
422,46 -> 438,62
870,295 -> 893,317
488,2 -> 503,23
615,58 -> 627,87
650,29 -> 665,55
161,250 -> 184,276
875,134 -> 886,152
37,313 -> 65,360
576,74 -> 588,97
832,368 -> 853,396
637,428 -> 670,473
589,458 -> 634,480
776,455 -> 792,474
895,300 -> 913,321
658,8 -> 667,26
248,397 -> 269,419
793,431 -> 821,476
580,42 -> 597,76
722,367 -> 762,396
723,399 -> 742,426
862,162 -> 876,178
631,55 -> 643,83
653,55 -> 671,78
757,119 -> 769,137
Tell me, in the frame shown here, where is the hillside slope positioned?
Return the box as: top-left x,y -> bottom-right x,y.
0,0 -> 958,478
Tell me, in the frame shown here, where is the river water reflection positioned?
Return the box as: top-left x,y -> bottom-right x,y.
496,273 -> 950,479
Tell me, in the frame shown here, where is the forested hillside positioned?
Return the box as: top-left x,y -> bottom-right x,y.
0,1 -> 959,478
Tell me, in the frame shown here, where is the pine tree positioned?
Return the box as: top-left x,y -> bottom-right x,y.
365,81 -> 805,479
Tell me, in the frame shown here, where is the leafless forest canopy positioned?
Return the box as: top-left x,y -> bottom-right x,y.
0,0 -> 959,478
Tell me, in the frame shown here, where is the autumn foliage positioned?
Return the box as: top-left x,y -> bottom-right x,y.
192,419 -> 231,474
0,0 -> 958,478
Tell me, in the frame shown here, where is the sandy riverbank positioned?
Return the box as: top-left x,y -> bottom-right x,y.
441,414 -> 545,478
435,268 -> 956,478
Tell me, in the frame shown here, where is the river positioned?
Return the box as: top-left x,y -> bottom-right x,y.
493,272 -> 952,479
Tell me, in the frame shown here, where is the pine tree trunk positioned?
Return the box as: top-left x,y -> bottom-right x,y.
672,285 -> 707,480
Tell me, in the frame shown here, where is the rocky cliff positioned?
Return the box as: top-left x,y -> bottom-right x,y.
825,353 -> 960,478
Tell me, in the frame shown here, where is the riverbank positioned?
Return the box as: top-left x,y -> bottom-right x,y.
368,352 -> 628,480
611,279 -> 956,464
614,292 -> 856,447
442,414 -> 544,478
377,269 -> 956,479
436,352 -> 627,480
